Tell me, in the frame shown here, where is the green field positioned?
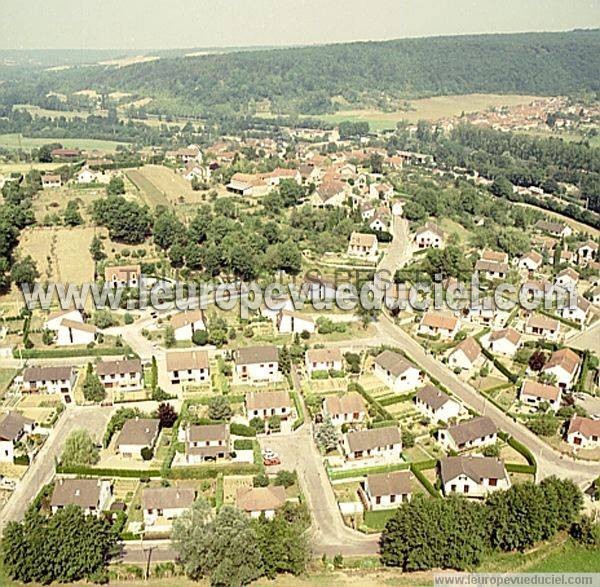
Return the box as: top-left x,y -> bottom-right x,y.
364,508 -> 396,531
0,133 -> 127,152
526,542 -> 600,572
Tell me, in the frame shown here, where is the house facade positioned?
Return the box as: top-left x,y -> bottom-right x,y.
414,385 -> 461,423
373,350 -> 421,393
440,456 -> 510,497
438,416 -> 498,452
234,346 -> 280,383
166,350 -> 210,386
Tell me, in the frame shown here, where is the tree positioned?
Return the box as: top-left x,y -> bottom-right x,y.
157,402 -> 178,428
490,176 -> 513,199
89,235 -> 106,261
164,325 -> 175,348
11,256 -> 39,287
63,200 -> 83,227
253,473 -> 269,487
274,470 -> 296,488
526,413 -> 559,436
1,505 -> 116,584
173,500 -> 263,586
82,363 -> 105,403
61,429 -> 99,467
92,195 -> 150,244
401,427 -> 415,449
315,417 -> 338,453
140,446 -> 153,460
106,176 -> 125,196
153,211 -> 185,250
207,396 -> 233,421
192,330 -> 209,346
528,350 -> 546,371
41,329 -> 54,345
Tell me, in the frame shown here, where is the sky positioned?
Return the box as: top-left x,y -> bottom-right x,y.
1,0 -> 600,51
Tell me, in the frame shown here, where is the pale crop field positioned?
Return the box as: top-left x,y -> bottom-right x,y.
315,93 -> 541,130
0,133 -> 127,152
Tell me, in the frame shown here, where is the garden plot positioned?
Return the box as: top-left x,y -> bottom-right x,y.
222,475 -> 253,505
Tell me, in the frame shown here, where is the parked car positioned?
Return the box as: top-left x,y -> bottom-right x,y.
263,456 -> 281,466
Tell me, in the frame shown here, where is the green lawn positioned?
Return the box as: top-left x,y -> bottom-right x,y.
0,133 -> 128,152
526,542 -> 600,572
364,508 -> 397,531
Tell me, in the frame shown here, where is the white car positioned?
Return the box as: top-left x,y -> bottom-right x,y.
261,448 -> 277,459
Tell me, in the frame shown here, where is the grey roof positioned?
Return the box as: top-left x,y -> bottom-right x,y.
440,456 -> 507,484
367,470 -> 413,497
188,423 -> 229,443
0,412 -> 34,441
116,418 -> 159,447
50,478 -> 104,509
374,350 -> 415,378
415,385 -> 453,412
236,345 -> 279,366
96,358 -> 142,376
23,366 -> 73,382
446,416 -> 497,446
346,426 -> 401,453
142,487 -> 195,511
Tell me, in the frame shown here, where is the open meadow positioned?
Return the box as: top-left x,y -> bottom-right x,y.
0,133 -> 128,153
314,94 -> 541,130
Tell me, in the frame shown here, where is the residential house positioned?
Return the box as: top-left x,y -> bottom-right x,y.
97,358 -> 143,391
234,345 -> 280,383
440,456 -> 510,497
104,264 -> 141,288
236,485 -> 286,520
369,208 -> 392,233
519,251 -> 543,273
361,470 -> 413,511
577,241 -> 598,265
519,380 -> 562,411
535,220 -> 572,238
347,232 -> 378,259
488,328 -> 522,357
142,487 -> 195,527
56,319 -> 97,346
166,350 -> 210,386
566,416 -> 600,449
418,312 -> 460,339
525,314 -> 560,340
246,390 -> 293,421
115,418 -> 160,459
22,366 -> 76,395
311,181 -> 346,207
369,183 -> 394,201
226,172 -> 261,196
559,296 -> 591,326
276,309 -> 316,334
414,222 -> 444,249
475,259 -> 509,280
298,164 -> 321,184
438,416 -> 498,452
76,166 -> 98,184
373,350 -> 421,393
414,385 -> 461,423
305,348 -> 343,376
448,337 -> 482,371
541,348 -> 581,391
481,249 -> 509,264
323,392 -> 367,426
43,309 -> 84,332
555,267 -> 579,291
51,148 -> 80,160
50,478 -> 112,515
170,309 -> 206,342
342,426 -> 402,461
0,412 -> 36,463
591,285 -> 600,306
184,423 -> 230,464
41,174 -> 62,189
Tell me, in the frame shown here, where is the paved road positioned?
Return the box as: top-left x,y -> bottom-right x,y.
260,427 -> 379,557
377,216 -> 413,279
567,319 -> 600,356
375,315 -> 600,486
0,404 -> 113,532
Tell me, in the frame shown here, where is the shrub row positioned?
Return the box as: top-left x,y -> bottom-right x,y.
166,463 -> 260,479
15,346 -> 134,359
56,465 -> 161,478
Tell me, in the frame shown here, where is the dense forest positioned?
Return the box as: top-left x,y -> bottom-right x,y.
1,30 -> 599,116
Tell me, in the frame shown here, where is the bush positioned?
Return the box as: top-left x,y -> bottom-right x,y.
140,446 -> 153,461
192,330 -> 209,346
274,470 -> 296,488
570,515 -> 600,547
233,439 -> 254,451
13,454 -> 30,465
123,313 -> 134,325
311,370 -> 329,380
253,473 -> 269,487
230,423 -> 256,437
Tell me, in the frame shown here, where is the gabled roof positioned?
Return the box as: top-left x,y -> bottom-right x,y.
421,311 -> 458,331
187,423 -> 229,443
23,366 -> 73,382
450,338 -> 481,363
346,426 -> 401,453
521,380 -> 560,402
50,478 -> 104,509
236,345 -> 279,365
415,222 -> 444,238
142,487 -> 195,511
415,385 -> 454,412
306,348 -> 342,364
246,390 -> 292,411
170,309 -> 205,331
526,314 -> 559,331
440,456 -> 507,484
0,411 -> 34,441
116,418 -> 159,447
323,392 -> 366,416
367,470 -> 413,497
542,348 -> 581,376
236,485 -> 286,512
96,358 -> 142,376
568,416 -> 600,439
166,350 -> 209,372
349,232 -> 377,248
60,319 -> 97,334
374,350 -> 416,378
445,416 -> 497,446
489,328 -> 521,346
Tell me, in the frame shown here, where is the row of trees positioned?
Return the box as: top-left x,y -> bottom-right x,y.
380,477 -> 583,572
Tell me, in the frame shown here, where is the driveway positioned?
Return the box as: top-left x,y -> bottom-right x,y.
0,404 -> 113,532
259,427 -> 379,556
